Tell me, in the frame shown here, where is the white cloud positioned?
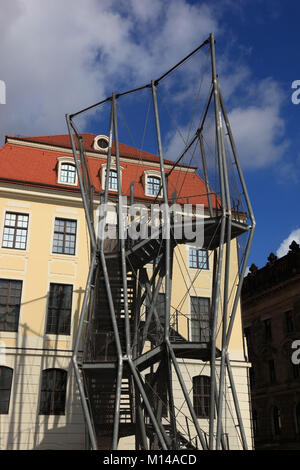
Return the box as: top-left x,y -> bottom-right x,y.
276,229 -> 300,258
228,78 -> 289,169
0,0 -> 218,142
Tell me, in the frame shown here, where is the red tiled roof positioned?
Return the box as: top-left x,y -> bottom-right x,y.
6,133 -> 187,168
0,134 -> 217,209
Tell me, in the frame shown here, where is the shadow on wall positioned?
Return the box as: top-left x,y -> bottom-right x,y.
2,287 -> 86,450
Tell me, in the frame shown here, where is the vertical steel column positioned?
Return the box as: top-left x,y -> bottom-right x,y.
208,33 -> 227,450
98,99 -> 124,450
66,114 -> 98,450
112,93 -> 168,450
216,96 -> 232,449
219,91 -> 256,346
199,133 -> 213,217
151,80 -> 171,342
225,352 -> 248,449
66,115 -> 97,251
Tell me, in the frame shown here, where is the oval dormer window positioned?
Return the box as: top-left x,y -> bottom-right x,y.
94,135 -> 109,152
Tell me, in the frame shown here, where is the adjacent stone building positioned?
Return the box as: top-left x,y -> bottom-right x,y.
242,241 -> 300,450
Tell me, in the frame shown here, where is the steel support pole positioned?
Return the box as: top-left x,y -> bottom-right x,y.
166,340 -> 208,450
218,91 -> 256,347
151,80 -> 171,342
72,251 -> 98,450
225,353 -> 248,449
208,32 -> 227,450
66,115 -> 97,251
216,94 -> 232,449
98,99 -> 123,450
199,133 -> 213,217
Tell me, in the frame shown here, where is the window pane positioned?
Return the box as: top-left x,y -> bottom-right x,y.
0,279 -> 22,332
193,375 -> 210,418
39,369 -> 67,415
0,367 -> 13,414
52,218 -> 77,255
60,163 -> 76,184
189,248 -> 208,269
46,284 -> 72,335
147,176 -> 160,196
108,170 -> 118,190
2,212 -> 29,250
191,296 -> 210,342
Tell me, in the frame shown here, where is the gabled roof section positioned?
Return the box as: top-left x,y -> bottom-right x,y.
1,133 -> 217,209
6,133 -> 188,168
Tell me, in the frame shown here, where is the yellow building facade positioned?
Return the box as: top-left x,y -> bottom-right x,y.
0,134 -> 252,450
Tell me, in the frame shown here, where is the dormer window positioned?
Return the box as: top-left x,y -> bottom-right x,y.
108,169 -> 118,191
57,157 -> 77,186
101,163 -> 123,192
144,170 -> 162,198
94,135 -> 109,152
60,163 -> 76,184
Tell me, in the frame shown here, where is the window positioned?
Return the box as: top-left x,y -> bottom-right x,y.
190,296 -> 210,342
39,369 -> 67,415
272,406 -> 281,435
46,283 -> 73,335
285,310 -> 294,333
146,175 -> 161,197
2,212 -> 29,250
189,248 -> 209,270
264,318 -> 272,341
0,366 -> 13,414
52,218 -> 77,255
145,372 -> 167,418
0,279 -> 22,332
107,169 -> 118,191
193,375 -> 210,418
146,292 -> 166,334
59,163 -> 76,185
94,135 -> 109,152
268,359 -> 276,383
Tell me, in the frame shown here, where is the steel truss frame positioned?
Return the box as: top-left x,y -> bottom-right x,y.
66,33 -> 255,450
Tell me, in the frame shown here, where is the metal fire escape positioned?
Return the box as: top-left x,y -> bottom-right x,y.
66,34 -> 255,450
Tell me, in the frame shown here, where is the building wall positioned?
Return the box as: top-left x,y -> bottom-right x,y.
242,255 -> 300,449
0,170 -> 251,450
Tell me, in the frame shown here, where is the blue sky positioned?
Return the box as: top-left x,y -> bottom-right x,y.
0,0 -> 299,268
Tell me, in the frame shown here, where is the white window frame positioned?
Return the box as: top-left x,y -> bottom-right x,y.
93,135 -> 109,152
57,157 -> 78,186
144,170 -> 163,198
101,163 -> 124,192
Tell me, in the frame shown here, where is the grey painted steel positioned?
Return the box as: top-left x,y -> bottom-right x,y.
199,133 -> 213,217
166,339 -> 208,450
99,99 -> 124,450
66,115 -> 97,251
216,90 -> 233,449
151,80 -> 171,342
66,34 -> 255,451
226,353 -> 248,449
208,32 -> 227,449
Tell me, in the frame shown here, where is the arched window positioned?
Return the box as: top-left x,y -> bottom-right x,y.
39,369 -> 67,415
0,366 -> 13,414
193,375 -> 210,418
57,157 -> 77,186
60,163 -> 76,184
107,169 -> 118,191
272,406 -> 281,435
146,175 -> 161,197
